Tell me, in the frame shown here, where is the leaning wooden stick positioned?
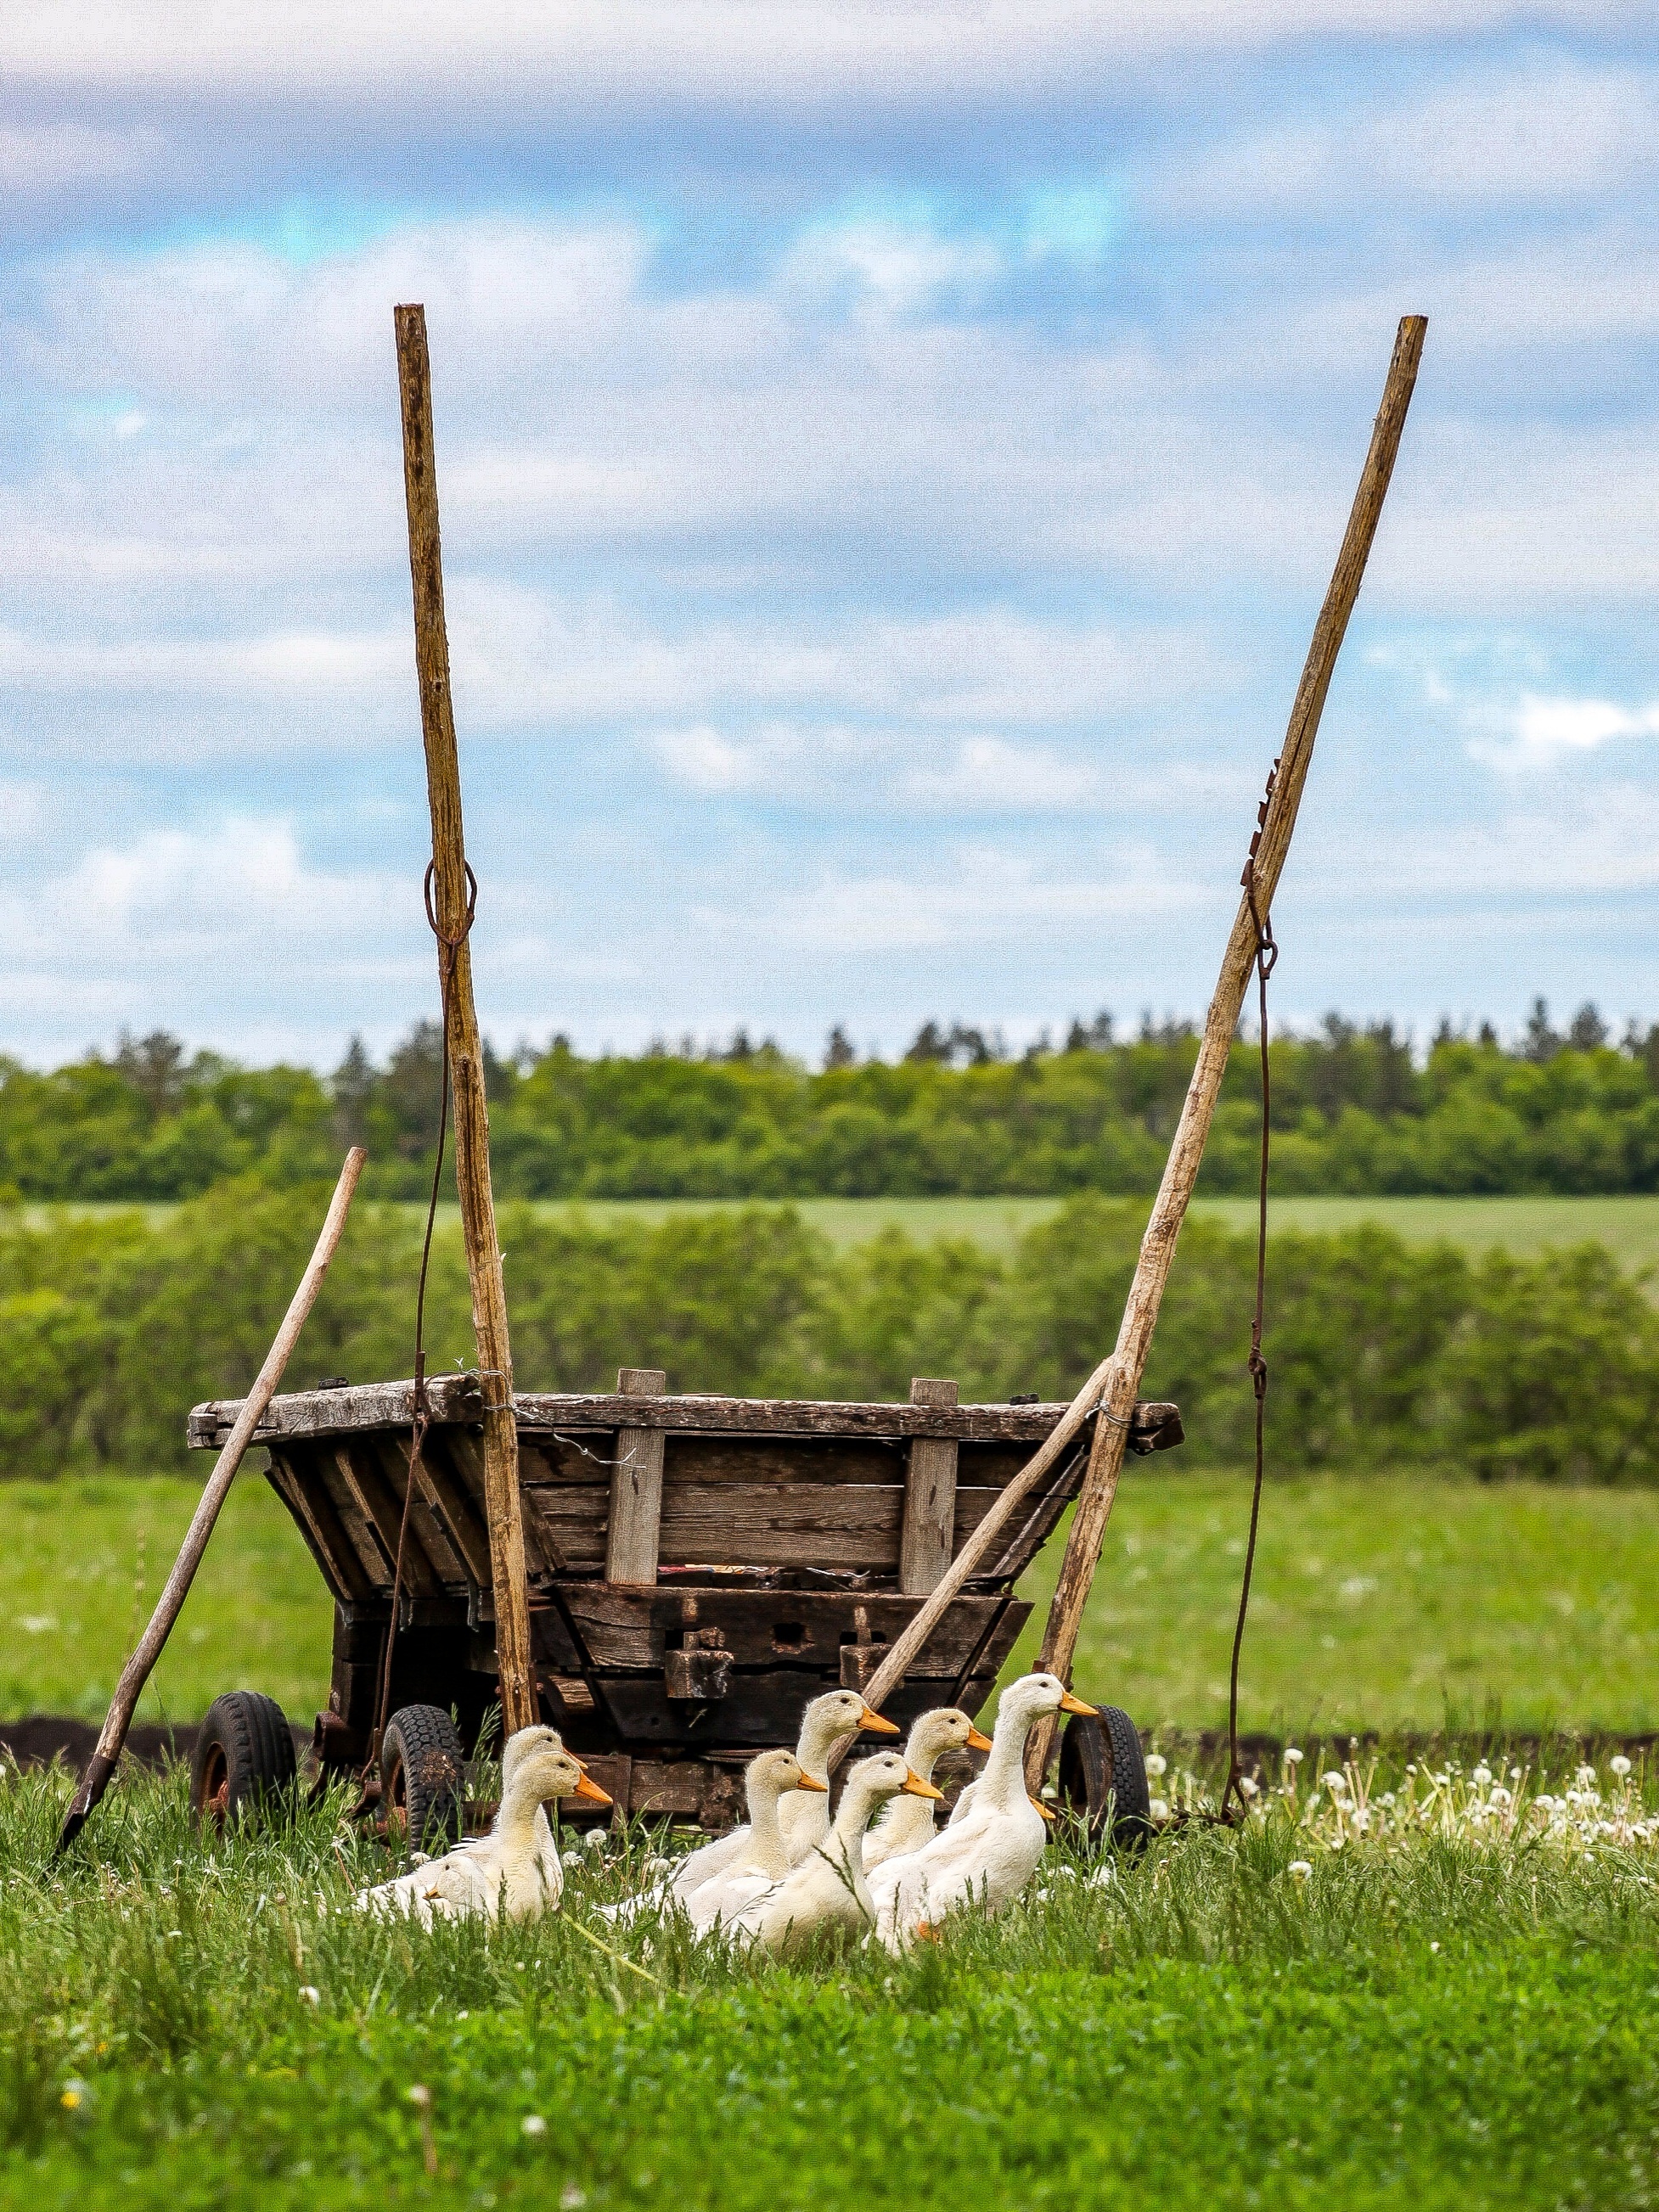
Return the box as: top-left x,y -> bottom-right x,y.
841,315 -> 1428,1775
394,301 -> 537,1738
55,1148 -> 368,1853
1019,311 -> 1429,1791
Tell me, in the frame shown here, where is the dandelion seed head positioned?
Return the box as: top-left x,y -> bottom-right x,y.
1321,1771 -> 1347,1794
522,2115 -> 548,2139
1287,1861 -> 1313,1882
1471,1766 -> 1493,1788
1144,1754 -> 1167,1777
1283,1748 -> 1304,1766
408,2085 -> 432,2111
298,1985 -> 320,2007
1611,1755 -> 1632,1777
1149,1798 -> 1170,1822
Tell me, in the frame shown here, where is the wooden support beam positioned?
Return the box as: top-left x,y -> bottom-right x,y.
393,301 -> 535,1737
899,1378 -> 959,1594
835,313 -> 1429,1775
1021,312 -> 1429,1793
56,1150 -> 366,1852
605,1367 -> 669,1586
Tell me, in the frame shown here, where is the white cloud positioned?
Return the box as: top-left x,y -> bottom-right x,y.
1471,693 -> 1659,769
1163,57 -> 1659,217
897,735 -> 1099,811
749,844 -> 1203,955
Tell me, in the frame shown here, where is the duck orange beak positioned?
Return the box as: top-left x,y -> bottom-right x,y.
1029,1795 -> 1058,1822
1058,1690 -> 1098,1717
901,1769 -> 946,1801
795,1774 -> 830,1794
859,1705 -> 900,1736
573,1773 -> 613,1806
965,1726 -> 993,1753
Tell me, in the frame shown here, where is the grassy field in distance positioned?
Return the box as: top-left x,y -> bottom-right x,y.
30,1192 -> 1659,1269
6,1467 -> 1657,1733
433,1191 -> 1659,1270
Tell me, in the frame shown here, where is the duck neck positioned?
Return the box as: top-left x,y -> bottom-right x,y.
796,1715 -> 852,1783
494,1778 -> 549,1851
822,1783 -> 880,1905
745,1774 -> 788,1867
980,1702 -> 1042,1811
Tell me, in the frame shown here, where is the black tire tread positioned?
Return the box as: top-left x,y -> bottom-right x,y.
381,1703 -> 464,1853
192,1690 -> 296,1828
1058,1702 -> 1152,1851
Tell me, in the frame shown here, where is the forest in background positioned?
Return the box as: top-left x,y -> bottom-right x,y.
2,997 -> 1657,1203
3,1184 -> 1656,1488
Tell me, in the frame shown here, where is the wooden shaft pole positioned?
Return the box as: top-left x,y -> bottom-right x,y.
1021,312 -> 1428,1791
56,1149 -> 367,1852
840,314 -> 1427,1777
394,301 -> 537,1738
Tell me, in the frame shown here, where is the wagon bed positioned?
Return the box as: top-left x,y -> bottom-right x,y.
188,1371 -> 1182,1824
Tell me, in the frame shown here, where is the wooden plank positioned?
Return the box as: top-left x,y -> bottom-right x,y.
659,1480 -> 903,1570
187,1372 -> 483,1448
413,1430 -> 494,1587
554,1585 -> 1010,1674
332,1444 -> 440,1596
315,1446 -> 396,1586
266,1453 -> 371,1604
666,1434 -> 906,1486
520,1485 -> 610,1570
605,1367 -> 668,1586
368,1434 -> 470,1587
517,1394 -> 1153,1444
900,1378 -> 959,1596
190,1382 -> 1182,1453
453,1427 -> 563,1579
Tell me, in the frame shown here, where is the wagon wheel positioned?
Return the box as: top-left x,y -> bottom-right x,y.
380,1704 -> 464,1853
1057,1704 -> 1152,1852
190,1691 -> 297,1833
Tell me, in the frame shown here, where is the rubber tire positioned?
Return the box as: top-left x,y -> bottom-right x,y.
191,1691 -> 297,1831
380,1704 -> 464,1853
1058,1704 -> 1153,1852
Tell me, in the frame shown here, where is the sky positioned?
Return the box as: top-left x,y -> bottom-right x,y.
2,3 -> 1656,1071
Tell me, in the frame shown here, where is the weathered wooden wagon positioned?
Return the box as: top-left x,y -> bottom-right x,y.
186,1368 -> 1181,1839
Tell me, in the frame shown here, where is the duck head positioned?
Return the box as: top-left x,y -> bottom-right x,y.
508,1743 -> 612,1817
747,1749 -> 829,1801
800,1688 -> 901,1754
907,1706 -> 994,1769
841,1752 -> 945,1825
1001,1672 -> 1098,1726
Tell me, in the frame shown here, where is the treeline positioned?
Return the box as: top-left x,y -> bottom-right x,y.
3,1186 -> 1655,1488
4,1000 -> 1659,1202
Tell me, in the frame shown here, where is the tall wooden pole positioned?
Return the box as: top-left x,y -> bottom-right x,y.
394,302 -> 537,1738
841,315 -> 1427,1776
57,1150 -> 367,1854
1021,312 -> 1428,1789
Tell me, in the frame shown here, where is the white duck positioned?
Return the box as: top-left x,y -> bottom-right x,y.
356,1727 -> 611,1926
684,1749 -> 826,1934
863,1707 -> 993,1872
672,1690 -> 897,1900
723,1753 -> 942,1955
867,1672 -> 1094,1952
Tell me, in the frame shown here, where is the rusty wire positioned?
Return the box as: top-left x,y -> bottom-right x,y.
1220,761 -> 1279,1824
373,860 -> 477,1751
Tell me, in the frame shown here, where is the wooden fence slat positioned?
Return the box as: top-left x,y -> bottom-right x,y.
900,1378 -> 959,1595
605,1368 -> 668,1586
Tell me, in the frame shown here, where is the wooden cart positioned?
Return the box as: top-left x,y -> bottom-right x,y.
186,1369 -> 1182,1836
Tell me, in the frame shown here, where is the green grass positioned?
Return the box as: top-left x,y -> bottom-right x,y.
0,1475 -> 331,1726
1007,1472 -> 1659,1735
37,1193 -> 1659,1266
1,1758 -> 1656,2209
5,1470 -> 1659,1735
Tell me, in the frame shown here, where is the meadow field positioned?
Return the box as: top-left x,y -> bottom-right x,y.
2,1739 -> 1656,2209
6,1463 -> 1657,1737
